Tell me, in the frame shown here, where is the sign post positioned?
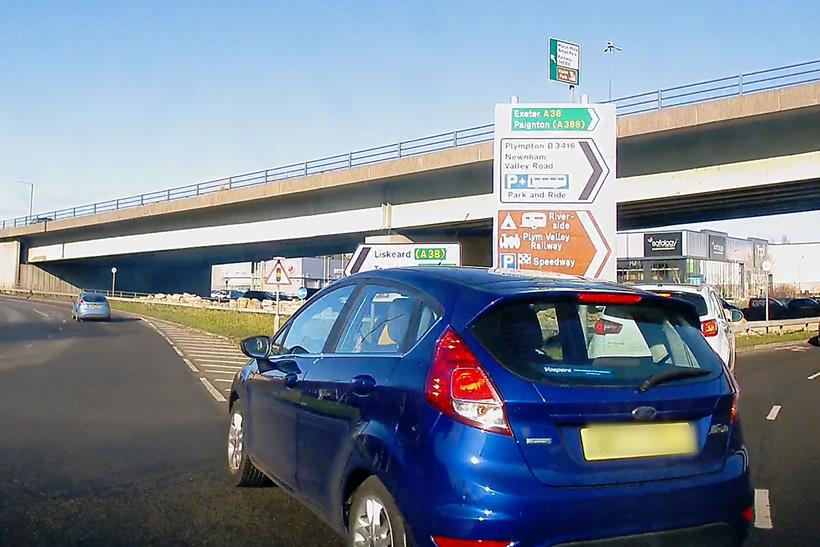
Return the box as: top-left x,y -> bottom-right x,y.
493,103 -> 616,280
110,267 -> 118,296
266,259 -> 292,332
762,260 -> 772,323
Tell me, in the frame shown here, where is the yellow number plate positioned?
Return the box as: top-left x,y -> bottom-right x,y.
580,422 -> 697,461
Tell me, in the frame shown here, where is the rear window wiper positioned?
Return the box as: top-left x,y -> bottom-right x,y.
639,368 -> 711,392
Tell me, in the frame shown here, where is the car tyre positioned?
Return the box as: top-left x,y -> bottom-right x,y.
347,476 -> 410,547
226,402 -> 268,487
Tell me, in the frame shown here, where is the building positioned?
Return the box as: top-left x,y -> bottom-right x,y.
617,230 -> 769,299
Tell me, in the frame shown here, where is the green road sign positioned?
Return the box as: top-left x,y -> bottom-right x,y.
549,37 -> 581,85
511,107 -> 598,131
414,247 -> 448,261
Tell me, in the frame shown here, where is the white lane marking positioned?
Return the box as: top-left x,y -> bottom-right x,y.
177,344 -> 240,352
193,358 -> 247,365
808,371 -> 820,380
199,378 -> 227,402
754,489 -> 773,529
203,368 -> 241,374
201,364 -> 243,370
32,309 -> 50,318
182,358 -> 199,373
766,405 -> 782,421
183,348 -> 244,354
212,378 -> 233,383
172,346 -> 184,357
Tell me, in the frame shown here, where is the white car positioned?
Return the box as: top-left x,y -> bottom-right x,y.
635,284 -> 740,371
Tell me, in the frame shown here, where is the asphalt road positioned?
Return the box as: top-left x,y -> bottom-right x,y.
0,294 -> 817,546
0,296 -> 343,547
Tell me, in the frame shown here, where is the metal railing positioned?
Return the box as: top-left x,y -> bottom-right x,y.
4,59 -> 819,230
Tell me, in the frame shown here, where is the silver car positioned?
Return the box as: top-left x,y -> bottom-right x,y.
72,292 -> 111,321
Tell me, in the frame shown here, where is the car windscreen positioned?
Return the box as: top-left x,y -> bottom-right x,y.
470,298 -> 721,388
649,290 -> 708,316
82,294 -> 107,303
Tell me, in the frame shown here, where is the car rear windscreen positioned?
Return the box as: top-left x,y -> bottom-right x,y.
82,294 -> 107,303
650,291 -> 708,316
470,298 -> 721,387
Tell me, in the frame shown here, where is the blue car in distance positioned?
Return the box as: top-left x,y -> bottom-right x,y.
72,292 -> 111,321
227,267 -> 752,547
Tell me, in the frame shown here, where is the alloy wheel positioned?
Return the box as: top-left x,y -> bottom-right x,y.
352,496 -> 394,547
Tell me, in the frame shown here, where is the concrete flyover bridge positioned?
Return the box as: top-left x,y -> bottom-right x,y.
1,60 -> 819,294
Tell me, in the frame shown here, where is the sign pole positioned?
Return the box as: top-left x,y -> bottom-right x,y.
274,287 -> 281,332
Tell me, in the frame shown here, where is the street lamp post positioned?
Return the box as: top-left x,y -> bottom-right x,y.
604,41 -> 622,101
17,181 -> 34,219
111,267 -> 118,296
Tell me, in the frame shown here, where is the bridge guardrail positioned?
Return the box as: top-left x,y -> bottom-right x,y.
2,58 -> 819,231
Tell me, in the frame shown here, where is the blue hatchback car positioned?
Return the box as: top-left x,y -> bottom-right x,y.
227,267 -> 752,547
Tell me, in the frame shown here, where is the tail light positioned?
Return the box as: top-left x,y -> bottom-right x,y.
742,507 -> 754,523
594,318 -> 623,336
730,390 -> 739,423
701,319 -> 719,337
425,328 -> 510,436
578,292 -> 641,305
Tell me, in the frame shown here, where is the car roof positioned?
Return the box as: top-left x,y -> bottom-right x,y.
633,283 -> 710,295
351,266 -> 644,297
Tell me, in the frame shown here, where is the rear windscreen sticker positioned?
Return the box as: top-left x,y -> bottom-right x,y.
543,366 -> 613,377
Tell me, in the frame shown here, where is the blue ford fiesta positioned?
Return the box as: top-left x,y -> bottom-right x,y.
226,267 -> 752,547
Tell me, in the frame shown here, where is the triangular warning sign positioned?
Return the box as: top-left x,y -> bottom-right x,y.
266,260 -> 291,285
500,213 -> 517,230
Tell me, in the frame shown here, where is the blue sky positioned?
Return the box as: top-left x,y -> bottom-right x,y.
1,1 -> 818,241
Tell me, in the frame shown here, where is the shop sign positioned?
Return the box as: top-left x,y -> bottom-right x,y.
644,232 -> 682,257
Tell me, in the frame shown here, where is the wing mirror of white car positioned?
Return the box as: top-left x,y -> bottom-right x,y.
241,335 -> 271,360
729,309 -> 744,323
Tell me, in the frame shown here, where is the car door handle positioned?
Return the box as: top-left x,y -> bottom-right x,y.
351,374 -> 376,397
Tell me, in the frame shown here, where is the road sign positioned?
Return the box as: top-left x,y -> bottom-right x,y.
496,210 -> 611,277
266,259 -> 291,285
296,286 -> 308,299
345,243 -> 461,276
494,102 -> 616,280
549,37 -> 581,85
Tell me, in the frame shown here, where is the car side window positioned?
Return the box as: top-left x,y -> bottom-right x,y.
280,285 -> 355,355
335,284 -> 438,354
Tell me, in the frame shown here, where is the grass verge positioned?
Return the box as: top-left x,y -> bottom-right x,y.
735,330 -> 816,349
111,301 -> 287,341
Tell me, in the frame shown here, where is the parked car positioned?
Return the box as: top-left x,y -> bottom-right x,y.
745,297 -> 788,321
241,290 -> 276,302
210,289 -> 243,302
786,297 -> 820,318
635,283 -> 741,371
226,267 -> 752,546
71,292 -> 111,321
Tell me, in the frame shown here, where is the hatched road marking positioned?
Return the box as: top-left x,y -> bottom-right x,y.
199,378 -> 227,402
766,405 -> 782,421
754,489 -> 773,529
808,371 -> 820,380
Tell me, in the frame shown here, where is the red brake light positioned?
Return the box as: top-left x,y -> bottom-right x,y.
425,328 -> 510,436
578,293 -> 641,305
730,390 -> 739,423
742,507 -> 754,523
433,538 -> 513,547
594,318 -> 623,336
701,319 -> 719,337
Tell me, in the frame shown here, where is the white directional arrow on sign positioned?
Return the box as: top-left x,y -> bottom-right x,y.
498,138 -> 609,204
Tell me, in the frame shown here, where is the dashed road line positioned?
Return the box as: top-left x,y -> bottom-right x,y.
754,489 -> 773,529
182,358 -> 199,373
199,378 -> 227,402
766,405 -> 782,421
808,371 -> 820,380
172,346 -> 184,357
32,309 -> 51,319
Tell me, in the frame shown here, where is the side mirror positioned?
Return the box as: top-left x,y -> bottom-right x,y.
241,335 -> 272,359
730,309 -> 744,323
